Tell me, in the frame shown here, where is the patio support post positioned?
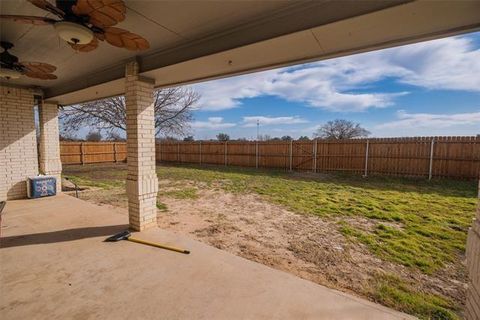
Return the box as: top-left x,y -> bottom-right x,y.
125,61 -> 158,231
466,181 -> 480,320
38,100 -> 62,194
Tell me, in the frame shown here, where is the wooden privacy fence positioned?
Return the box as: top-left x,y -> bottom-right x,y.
60,136 -> 480,179
60,142 -> 127,164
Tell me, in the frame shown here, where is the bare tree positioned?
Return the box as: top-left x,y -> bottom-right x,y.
85,131 -> 102,141
59,132 -> 79,141
216,133 -> 230,141
258,134 -> 272,141
107,131 -> 125,141
314,119 -> 370,139
60,87 -> 200,138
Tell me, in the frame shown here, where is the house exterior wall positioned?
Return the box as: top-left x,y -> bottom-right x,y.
0,85 -> 38,200
466,181 -> 480,320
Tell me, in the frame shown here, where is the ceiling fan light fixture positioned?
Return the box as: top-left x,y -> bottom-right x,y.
54,22 -> 93,45
0,67 -> 21,79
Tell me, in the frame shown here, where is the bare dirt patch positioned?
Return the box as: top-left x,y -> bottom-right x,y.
157,188 -> 466,308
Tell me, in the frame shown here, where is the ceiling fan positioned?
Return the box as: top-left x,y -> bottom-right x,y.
0,41 -> 57,80
0,0 -> 149,52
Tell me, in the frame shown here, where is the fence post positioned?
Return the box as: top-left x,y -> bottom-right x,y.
177,142 -> 180,163
113,143 -> 117,163
80,142 -> 85,165
289,140 -> 293,171
364,140 -> 369,177
312,140 -> 317,173
199,141 -> 202,165
428,138 -> 435,180
255,141 -> 259,169
224,141 -> 228,166
158,141 -> 161,163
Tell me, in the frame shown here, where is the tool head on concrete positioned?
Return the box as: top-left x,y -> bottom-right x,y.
105,230 -> 131,242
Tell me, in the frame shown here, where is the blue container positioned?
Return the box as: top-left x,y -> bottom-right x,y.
27,176 -> 57,198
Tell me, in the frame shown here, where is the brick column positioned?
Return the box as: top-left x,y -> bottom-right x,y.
125,61 -> 158,231
466,181 -> 480,320
38,100 -> 62,194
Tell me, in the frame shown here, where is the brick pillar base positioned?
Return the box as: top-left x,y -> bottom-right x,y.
38,101 -> 62,194
125,61 -> 158,231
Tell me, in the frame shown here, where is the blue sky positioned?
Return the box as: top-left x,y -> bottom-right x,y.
185,31 -> 480,140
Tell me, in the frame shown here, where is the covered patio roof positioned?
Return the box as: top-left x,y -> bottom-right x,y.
1,1 -> 479,105
0,195 -> 413,319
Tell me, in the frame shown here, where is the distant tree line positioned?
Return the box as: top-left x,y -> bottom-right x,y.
62,119 -> 370,142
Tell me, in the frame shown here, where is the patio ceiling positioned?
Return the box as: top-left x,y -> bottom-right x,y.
1,0 -> 480,105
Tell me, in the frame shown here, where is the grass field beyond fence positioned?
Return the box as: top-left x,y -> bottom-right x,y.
60,136 -> 479,179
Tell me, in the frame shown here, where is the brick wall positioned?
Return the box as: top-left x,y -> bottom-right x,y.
38,101 -> 62,194
466,181 -> 480,320
124,61 -> 158,231
0,85 -> 38,200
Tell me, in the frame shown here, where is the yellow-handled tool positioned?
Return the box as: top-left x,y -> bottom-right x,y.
105,230 -> 190,254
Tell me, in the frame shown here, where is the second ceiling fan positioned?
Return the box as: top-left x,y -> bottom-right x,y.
1,0 -> 149,52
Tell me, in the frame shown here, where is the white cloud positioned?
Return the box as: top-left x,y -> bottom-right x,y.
191,71 -> 275,111
333,36 -> 480,92
191,35 -> 480,112
242,116 -> 308,127
376,110 -> 480,129
190,117 -> 236,129
192,66 -> 401,112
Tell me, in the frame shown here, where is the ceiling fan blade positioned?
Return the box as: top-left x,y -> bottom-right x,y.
104,27 -> 149,51
69,37 -> 99,52
73,0 -> 126,28
21,62 -> 57,74
0,15 -> 56,25
94,31 -> 105,41
24,71 -> 57,80
28,0 -> 65,18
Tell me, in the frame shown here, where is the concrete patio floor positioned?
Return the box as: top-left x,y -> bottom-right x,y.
0,195 -> 413,319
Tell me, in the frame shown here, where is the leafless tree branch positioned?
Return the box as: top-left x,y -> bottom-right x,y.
59,87 -> 199,138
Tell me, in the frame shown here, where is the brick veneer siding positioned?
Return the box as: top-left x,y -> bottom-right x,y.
0,85 -> 38,200
38,101 -> 62,194
466,181 -> 480,320
124,61 -> 158,231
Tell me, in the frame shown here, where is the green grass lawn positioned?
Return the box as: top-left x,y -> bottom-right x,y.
156,165 -> 476,273
64,163 -> 478,319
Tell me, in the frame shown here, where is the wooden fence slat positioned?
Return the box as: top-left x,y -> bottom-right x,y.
60,136 -> 479,179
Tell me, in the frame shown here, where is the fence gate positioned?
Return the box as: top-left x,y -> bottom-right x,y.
291,141 -> 315,171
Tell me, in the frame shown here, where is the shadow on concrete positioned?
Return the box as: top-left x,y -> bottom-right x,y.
0,224 -> 128,248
